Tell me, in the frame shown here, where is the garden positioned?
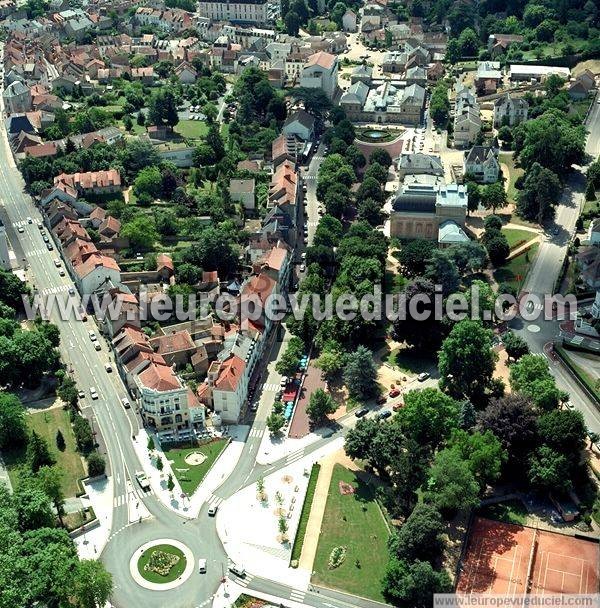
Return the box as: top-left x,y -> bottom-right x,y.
137,544 -> 187,584
312,465 -> 390,602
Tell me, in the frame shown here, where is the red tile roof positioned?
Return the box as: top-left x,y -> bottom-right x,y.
214,355 -> 245,392
138,362 -> 182,392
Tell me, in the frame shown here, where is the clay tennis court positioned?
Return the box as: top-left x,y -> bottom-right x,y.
457,517 -> 599,596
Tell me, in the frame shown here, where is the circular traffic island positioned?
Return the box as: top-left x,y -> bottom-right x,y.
131,539 -> 194,591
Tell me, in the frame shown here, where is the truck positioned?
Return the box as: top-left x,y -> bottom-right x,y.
135,471 -> 150,491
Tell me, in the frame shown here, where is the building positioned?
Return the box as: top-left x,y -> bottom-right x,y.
350,64 -> 373,84
475,61 -> 502,95
300,51 -> 338,100
2,80 -> 31,114
53,170 -> 122,196
342,9 -> 357,32
487,34 -> 524,58
464,146 -> 500,184
390,183 -> 468,242
0,218 -> 11,270
453,85 -> 480,148
201,355 -> 247,423
282,109 -> 315,141
397,153 -> 444,179
493,92 -> 528,127
197,0 -> 269,24
509,64 -> 570,83
229,178 -> 256,211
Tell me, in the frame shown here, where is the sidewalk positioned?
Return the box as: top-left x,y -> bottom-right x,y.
256,428 -> 321,465
216,438 -> 344,589
132,426 -> 248,518
73,476 -> 114,560
298,448 -> 359,571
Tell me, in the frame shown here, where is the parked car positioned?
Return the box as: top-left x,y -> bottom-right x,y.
27,217 -> 32,224
89,387 -> 98,400
105,363 -> 112,373
417,372 -> 430,382
228,563 -> 245,577
94,343 -> 101,351
46,243 -> 53,251
376,395 -> 387,405
377,410 -> 392,420
59,270 -> 65,277
208,505 -> 218,517
88,331 -> 97,341
54,259 -> 61,267
68,287 -> 75,295
389,388 -> 401,398
355,407 -> 369,418
78,390 -> 85,399
121,397 -> 131,409
17,226 -> 24,233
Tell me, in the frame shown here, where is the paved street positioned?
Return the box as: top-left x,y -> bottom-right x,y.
513,93 -> 600,433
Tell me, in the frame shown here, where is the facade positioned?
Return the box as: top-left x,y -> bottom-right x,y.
197,0 -> 269,24
2,80 -> 31,114
464,146 -> 500,184
300,51 -> 338,100
229,178 -> 256,210
0,218 -> 11,270
493,93 -> 528,127
342,9 -> 357,32
282,109 -> 315,141
397,153 -> 444,179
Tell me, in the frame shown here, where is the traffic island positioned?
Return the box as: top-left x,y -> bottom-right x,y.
130,539 -> 194,591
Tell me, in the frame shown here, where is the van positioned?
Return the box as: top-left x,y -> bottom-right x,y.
228,563 -> 245,578
198,558 -> 207,574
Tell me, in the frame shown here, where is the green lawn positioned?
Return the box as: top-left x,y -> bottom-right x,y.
478,499 -> 528,525
291,463 -> 321,563
555,346 -> 600,401
493,242 -> 539,291
137,544 -> 187,584
499,152 -> 523,206
163,438 -> 228,495
4,408 -> 85,497
503,228 -> 536,250
312,465 -> 390,602
174,119 -> 209,140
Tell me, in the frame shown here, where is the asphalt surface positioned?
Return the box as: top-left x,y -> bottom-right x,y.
512,93 -> 600,433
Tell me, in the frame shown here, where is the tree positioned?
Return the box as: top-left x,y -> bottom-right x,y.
586,180 -> 596,201
314,341 -> 346,380
27,430 -> 55,473
398,388 -> 460,449
458,400 -> 476,430
121,216 -> 158,252
72,560 -> 113,608
480,182 -> 508,213
55,429 -> 65,452
133,165 -> 162,199
86,452 -> 106,477
383,559 -> 452,608
182,226 -> 237,275
528,446 -> 571,493
425,448 -> 480,514
119,139 -> 160,178
330,1 -> 347,28
206,123 -> 225,162
343,346 -> 377,399
148,89 -> 179,128
498,125 -> 513,146
439,320 -> 497,402
447,429 -> 506,490
275,337 -> 304,377
510,354 -> 561,411
57,375 -> 78,407
425,250 -> 460,296
485,232 -> 510,266
503,331 -> 529,361
458,28 -> 479,56
448,241 -> 487,274
306,388 -> 336,423
516,163 -> 562,224
266,412 -> 285,435
37,465 -> 65,525
478,393 -> 538,465
167,473 -> 175,493
387,503 -> 445,562
484,215 -> 503,231
370,148 -> 393,168
397,239 -> 435,276
430,82 -> 450,127
0,391 -> 27,450
72,415 -> 94,453
364,162 -> 388,185
537,409 -> 586,457
14,481 -> 55,531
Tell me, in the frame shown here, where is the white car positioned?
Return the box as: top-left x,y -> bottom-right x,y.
54,259 -> 61,267
78,390 -> 85,399
90,387 -> 98,399
198,558 -> 207,574
17,226 -> 24,233
105,363 -> 112,373
121,397 -> 131,409
88,331 -> 97,341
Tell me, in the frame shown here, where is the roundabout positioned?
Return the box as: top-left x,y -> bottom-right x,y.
130,539 -> 195,591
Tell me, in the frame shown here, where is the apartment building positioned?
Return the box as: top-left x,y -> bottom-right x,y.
197,0 -> 269,24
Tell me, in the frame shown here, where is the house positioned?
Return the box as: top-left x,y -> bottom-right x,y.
149,330 -> 197,369
174,61 -> 197,84
5,114 -> 35,137
382,51 -> 407,73
199,354 -> 247,424
229,178 -> 256,211
2,80 -> 31,114
588,218 -> 600,246
568,73 -> 596,100
271,133 -> 301,167
300,51 -> 338,100
197,0 -> 269,24
282,109 -> 315,141
577,247 -> 600,290
475,61 -> 502,95
350,64 -> 373,85
54,170 -> 122,195
493,93 -> 528,127
397,153 -> 444,179
509,64 -> 570,83
405,65 -> 427,86
464,146 -> 500,184
342,9 -> 357,32
487,34 -> 524,58
454,108 -> 481,148
132,67 -> 155,84
438,219 -> 469,247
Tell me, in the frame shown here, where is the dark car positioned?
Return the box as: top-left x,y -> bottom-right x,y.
377,410 -> 392,420
355,407 -> 369,418
376,395 -> 387,405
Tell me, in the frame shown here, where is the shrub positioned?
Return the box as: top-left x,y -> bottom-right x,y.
86,451 -> 106,477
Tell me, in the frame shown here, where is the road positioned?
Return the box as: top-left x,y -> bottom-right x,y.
512,93 -> 600,433
303,142 -> 326,245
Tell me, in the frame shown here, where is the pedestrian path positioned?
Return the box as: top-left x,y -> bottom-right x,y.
262,382 -> 280,392
290,589 -> 305,603
248,428 -> 264,439
38,284 -> 70,296
230,572 -> 255,588
206,494 -> 224,510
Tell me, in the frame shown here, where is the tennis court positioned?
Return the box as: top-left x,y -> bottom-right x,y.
457,517 -> 599,596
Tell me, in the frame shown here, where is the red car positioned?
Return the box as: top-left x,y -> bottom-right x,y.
376,395 -> 387,405
389,388 -> 401,398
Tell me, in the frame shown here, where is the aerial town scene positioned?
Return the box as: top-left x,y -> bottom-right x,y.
0,0 -> 600,606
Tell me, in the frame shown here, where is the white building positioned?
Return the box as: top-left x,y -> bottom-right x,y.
300,51 -> 338,100
493,92 -> 528,127
509,64 -> 570,83
73,254 -> 121,295
197,0 -> 269,24
2,81 -> 31,114
464,146 -> 500,184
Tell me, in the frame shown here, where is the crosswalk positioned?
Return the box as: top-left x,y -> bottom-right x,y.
206,494 -> 224,509
231,572 -> 254,587
286,449 -> 304,465
248,428 -> 264,439
13,219 -> 32,228
39,284 -> 70,296
290,589 -> 306,603
304,174 -> 317,180
262,382 -> 280,393
113,494 -> 127,508
25,248 -> 53,258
